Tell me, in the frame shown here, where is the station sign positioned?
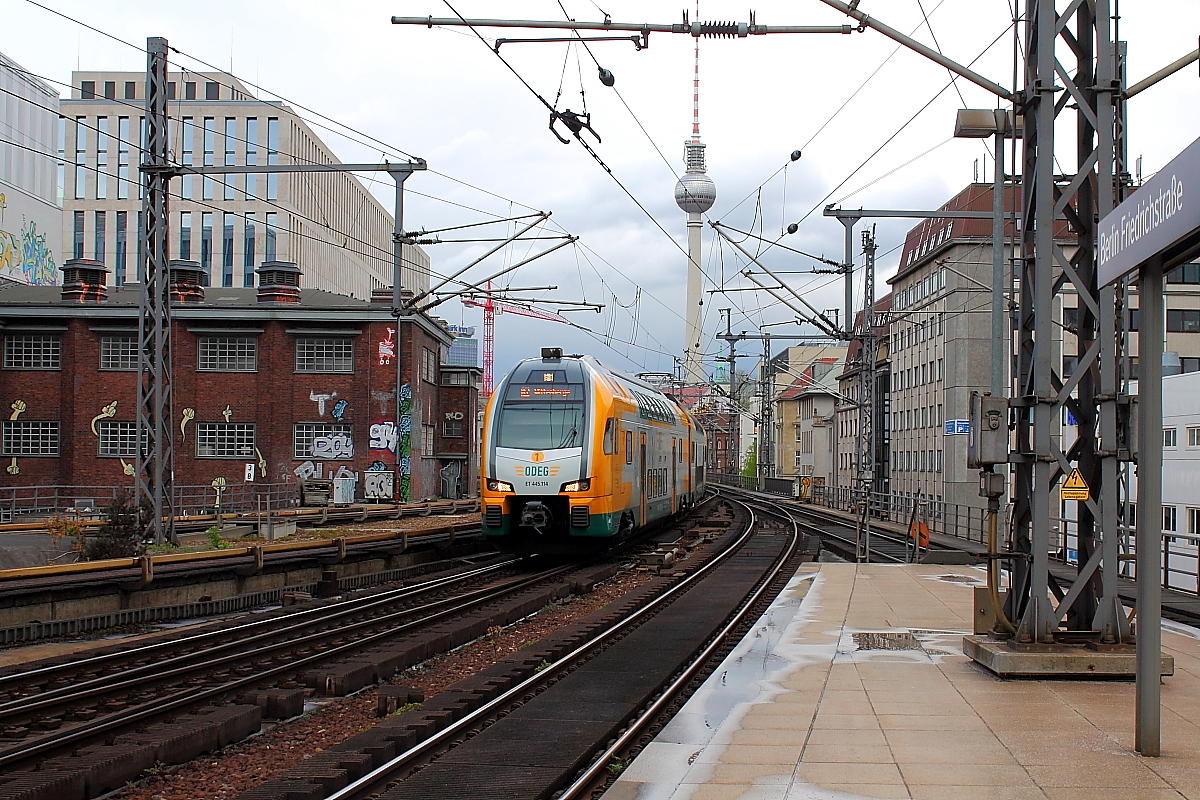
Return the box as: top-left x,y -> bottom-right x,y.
1099,134 -> 1200,287
944,419 -> 970,435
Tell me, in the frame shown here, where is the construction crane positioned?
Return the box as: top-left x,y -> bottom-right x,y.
461,282 -> 571,398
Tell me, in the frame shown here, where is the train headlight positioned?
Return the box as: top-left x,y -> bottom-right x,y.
560,478 -> 591,493
487,479 -> 515,493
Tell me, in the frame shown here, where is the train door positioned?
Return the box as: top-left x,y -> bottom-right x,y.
671,438 -> 677,513
639,431 -> 647,524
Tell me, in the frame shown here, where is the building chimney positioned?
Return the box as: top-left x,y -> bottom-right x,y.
371,288 -> 392,304
168,260 -> 206,304
255,260 -> 302,304
60,258 -> 109,303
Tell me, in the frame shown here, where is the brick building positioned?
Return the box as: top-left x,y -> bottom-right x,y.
0,260 -> 479,503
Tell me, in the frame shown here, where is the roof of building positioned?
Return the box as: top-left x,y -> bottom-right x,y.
890,183 -> 1073,284
0,283 -> 454,343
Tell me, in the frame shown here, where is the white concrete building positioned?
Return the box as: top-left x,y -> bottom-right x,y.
0,51 -> 60,285
61,71 -> 427,298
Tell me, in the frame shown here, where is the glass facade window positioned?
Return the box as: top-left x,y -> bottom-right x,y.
198,337 -> 257,371
224,118 -> 237,200
245,118 -> 258,198
184,81 -> 196,100
56,118 -> 65,205
98,421 -> 138,457
196,423 -> 255,458
292,423 -> 352,459
123,81 -> 135,100
1165,427 -> 1179,448
180,117 -> 194,199
4,335 -> 61,370
115,211 -> 127,284
179,211 -> 192,260
1167,309 -> 1200,333
74,117 -> 87,199
201,212 -> 213,281
93,211 -> 105,263
243,213 -> 256,287
295,338 -> 353,373
2,421 -> 59,456
205,81 -> 219,100
202,117 -> 215,199
95,117 -> 108,199
100,335 -> 138,370
266,118 -> 279,200
222,213 -> 234,287
1167,262 -> 1200,284
117,117 -> 130,200
80,81 -> 95,99
265,212 -> 277,260
73,211 -> 84,259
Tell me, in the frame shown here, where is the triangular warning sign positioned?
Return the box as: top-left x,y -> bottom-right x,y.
1061,467 -> 1090,500
1063,468 -> 1089,491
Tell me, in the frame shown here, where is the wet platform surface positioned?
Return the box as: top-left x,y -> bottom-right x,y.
606,563 -> 1200,800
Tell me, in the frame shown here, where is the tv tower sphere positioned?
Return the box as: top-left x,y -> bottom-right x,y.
674,140 -> 716,214
674,171 -> 717,214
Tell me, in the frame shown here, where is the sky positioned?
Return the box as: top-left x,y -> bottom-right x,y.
3,0 -> 1199,382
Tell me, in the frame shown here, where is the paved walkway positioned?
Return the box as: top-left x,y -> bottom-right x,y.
606,563 -> 1200,800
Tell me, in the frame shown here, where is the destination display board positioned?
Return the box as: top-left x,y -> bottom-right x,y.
504,384 -> 583,402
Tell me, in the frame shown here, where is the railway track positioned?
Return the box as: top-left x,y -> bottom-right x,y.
219,492 -> 814,800
722,486 -> 961,562
0,497 -> 728,800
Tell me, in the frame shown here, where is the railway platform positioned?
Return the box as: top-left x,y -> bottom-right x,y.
607,562 -> 1200,800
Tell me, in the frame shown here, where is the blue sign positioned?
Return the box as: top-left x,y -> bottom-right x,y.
944,419 -> 970,435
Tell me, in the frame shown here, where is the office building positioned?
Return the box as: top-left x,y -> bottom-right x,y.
60,71 -> 428,298
446,324 -> 479,367
0,51 -> 61,285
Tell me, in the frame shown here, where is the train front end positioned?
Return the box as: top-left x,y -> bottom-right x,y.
480,349 -> 620,554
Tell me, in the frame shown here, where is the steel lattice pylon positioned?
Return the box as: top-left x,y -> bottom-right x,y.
855,228 -> 877,562
136,37 -> 175,545
1009,0 -> 1128,646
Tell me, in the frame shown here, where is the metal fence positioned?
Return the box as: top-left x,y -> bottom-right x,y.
0,482 -> 302,522
711,472 -> 1200,598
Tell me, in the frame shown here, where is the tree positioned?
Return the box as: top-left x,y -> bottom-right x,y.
741,440 -> 757,478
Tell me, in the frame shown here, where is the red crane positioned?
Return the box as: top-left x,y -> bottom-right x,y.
461,282 -> 571,398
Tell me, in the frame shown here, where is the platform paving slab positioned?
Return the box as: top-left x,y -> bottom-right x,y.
606,562 -> 1200,800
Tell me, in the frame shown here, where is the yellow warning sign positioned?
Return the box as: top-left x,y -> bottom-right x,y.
1061,467 -> 1090,501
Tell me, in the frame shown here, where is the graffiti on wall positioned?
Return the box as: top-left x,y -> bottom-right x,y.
369,421 -> 398,455
181,408 -> 195,440
309,390 -> 337,415
397,383 -> 412,502
311,432 -> 353,459
378,327 -> 395,366
331,399 -> 348,422
292,461 -> 358,482
90,400 -> 117,435
0,194 -> 58,286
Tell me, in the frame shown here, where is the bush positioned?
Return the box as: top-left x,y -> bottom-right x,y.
45,513 -> 86,558
84,491 -> 144,560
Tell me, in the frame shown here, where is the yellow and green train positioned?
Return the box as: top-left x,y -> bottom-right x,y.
481,348 -> 707,554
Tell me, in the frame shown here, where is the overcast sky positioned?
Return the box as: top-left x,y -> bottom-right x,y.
4,0 -> 1199,380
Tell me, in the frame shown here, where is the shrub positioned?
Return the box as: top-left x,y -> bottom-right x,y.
84,491 -> 144,560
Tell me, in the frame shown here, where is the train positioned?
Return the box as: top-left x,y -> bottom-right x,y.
480,348 -> 708,554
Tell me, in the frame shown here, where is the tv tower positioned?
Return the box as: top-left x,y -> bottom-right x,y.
674,2 -> 716,386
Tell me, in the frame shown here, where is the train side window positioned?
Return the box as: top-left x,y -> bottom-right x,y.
625,430 -> 633,464
603,418 -> 615,455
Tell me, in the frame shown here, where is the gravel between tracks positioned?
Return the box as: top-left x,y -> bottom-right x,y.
113,567 -> 651,800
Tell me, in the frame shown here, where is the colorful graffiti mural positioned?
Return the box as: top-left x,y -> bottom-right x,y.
398,383 -> 412,502
0,194 -> 58,286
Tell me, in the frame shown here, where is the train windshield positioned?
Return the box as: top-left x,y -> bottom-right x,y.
496,380 -> 586,450
495,402 -> 585,450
